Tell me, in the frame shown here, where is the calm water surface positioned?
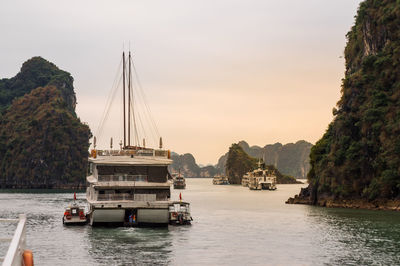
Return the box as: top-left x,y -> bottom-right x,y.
1,179 -> 400,265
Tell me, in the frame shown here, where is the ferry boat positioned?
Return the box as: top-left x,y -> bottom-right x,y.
86,51 -> 192,226
172,172 -> 186,189
212,175 -> 229,185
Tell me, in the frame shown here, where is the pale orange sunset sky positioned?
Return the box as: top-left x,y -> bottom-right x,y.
0,0 -> 363,165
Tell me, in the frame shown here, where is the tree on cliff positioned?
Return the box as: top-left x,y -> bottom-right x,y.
0,57 -> 91,189
226,144 -> 258,184
301,0 -> 400,203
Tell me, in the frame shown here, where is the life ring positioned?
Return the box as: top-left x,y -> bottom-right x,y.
23,249 -> 34,266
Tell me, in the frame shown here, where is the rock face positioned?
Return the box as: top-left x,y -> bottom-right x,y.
169,152 -> 218,178
226,144 -> 257,184
216,140 -> 312,179
0,57 -> 91,189
288,0 -> 400,209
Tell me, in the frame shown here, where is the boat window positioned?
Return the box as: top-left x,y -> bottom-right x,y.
87,163 -> 93,175
148,166 -> 168,182
99,190 -> 105,194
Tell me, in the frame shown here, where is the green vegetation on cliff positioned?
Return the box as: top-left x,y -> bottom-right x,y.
226,144 -> 258,184
305,0 -> 400,202
0,57 -> 91,189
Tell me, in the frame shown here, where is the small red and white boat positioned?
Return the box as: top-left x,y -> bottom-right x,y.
63,193 -> 87,225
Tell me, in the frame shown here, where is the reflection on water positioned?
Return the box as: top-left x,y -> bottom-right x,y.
1,179 -> 400,265
306,207 -> 400,265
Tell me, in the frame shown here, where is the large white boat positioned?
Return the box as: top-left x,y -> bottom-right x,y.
247,167 -> 277,190
86,148 -> 174,225
86,51 -> 192,226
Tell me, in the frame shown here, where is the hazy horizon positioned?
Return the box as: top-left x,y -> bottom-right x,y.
1,0 -> 363,165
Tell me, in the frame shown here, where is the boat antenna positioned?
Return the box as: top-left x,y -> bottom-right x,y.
110,137 -> 113,149
143,138 -> 146,148
93,136 -> 97,149
122,52 -> 127,148
159,137 -> 163,149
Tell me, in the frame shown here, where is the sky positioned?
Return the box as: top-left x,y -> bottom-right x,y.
0,0 -> 363,165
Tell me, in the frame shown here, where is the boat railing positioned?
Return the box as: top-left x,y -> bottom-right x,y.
97,193 -> 158,201
0,214 -> 27,266
92,149 -> 170,158
97,193 -> 134,201
98,174 -> 148,182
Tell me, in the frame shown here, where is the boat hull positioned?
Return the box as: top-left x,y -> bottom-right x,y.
88,206 -> 170,225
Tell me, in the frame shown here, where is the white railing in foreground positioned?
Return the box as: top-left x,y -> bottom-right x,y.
1,214 -> 26,266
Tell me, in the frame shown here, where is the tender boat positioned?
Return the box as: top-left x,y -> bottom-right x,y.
63,193 -> 87,225
168,200 -> 192,225
63,205 -> 87,225
212,175 -> 229,185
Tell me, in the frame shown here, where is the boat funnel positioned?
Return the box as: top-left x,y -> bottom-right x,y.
159,137 -> 163,149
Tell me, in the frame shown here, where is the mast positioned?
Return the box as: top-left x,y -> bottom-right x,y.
128,51 -> 131,147
123,52 -> 126,148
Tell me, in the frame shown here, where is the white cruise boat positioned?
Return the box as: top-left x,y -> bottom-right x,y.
86,148 -> 174,225
86,51 -> 192,226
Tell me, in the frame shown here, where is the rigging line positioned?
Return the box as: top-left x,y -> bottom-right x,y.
131,61 -> 161,138
136,108 -> 146,146
134,96 -> 147,147
130,84 -> 140,146
96,57 -> 122,138
130,66 -> 157,147
97,75 -> 122,141
96,58 -> 123,140
134,74 -> 160,146
97,59 -> 122,137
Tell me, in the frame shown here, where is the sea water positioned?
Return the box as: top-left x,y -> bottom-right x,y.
1,179 -> 400,265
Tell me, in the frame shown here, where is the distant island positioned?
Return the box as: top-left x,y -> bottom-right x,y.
287,0 -> 400,210
170,140 -> 311,182
0,57 -> 91,189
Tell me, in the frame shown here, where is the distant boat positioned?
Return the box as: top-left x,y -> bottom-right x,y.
173,172 -> 186,189
247,162 -> 277,190
212,175 -> 229,185
63,193 -> 87,225
241,173 -> 250,187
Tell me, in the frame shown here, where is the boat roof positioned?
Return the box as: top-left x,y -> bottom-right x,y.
89,155 -> 172,166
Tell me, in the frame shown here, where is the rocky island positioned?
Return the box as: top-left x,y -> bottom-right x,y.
287,0 -> 400,210
0,57 -> 91,189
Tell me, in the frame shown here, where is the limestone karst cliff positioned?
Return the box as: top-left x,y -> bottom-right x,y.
288,0 -> 400,209
0,57 -> 91,189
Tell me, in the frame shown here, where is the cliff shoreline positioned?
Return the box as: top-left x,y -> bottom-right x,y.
286,186 -> 400,211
